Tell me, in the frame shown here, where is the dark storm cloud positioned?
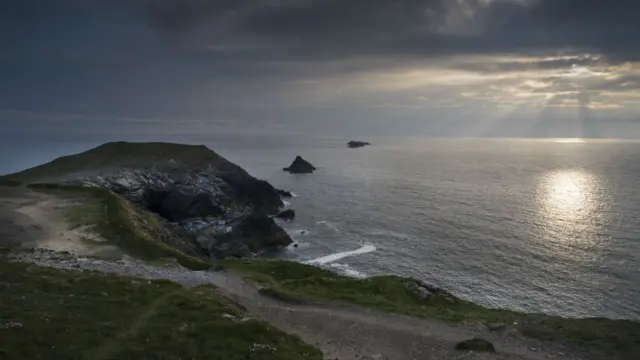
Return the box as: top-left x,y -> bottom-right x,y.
132,0 -> 640,61
3,0 -> 639,63
2,0 -> 640,129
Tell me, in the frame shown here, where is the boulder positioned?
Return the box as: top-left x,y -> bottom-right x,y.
347,140 -> 371,148
283,156 -> 316,174
275,209 -> 296,221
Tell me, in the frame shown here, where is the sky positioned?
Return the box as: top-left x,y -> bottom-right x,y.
1,0 -> 640,139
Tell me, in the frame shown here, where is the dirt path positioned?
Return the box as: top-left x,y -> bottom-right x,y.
0,187 -> 123,258
1,187 -> 597,360
7,248 -> 593,360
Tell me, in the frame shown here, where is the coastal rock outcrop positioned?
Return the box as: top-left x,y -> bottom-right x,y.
275,209 -> 296,221
1,142 -> 291,259
283,156 -> 316,174
276,189 -> 293,197
347,141 -> 371,148
196,215 -> 292,258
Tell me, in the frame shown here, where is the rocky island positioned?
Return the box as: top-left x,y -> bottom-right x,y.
283,155 -> 316,173
348,140 -> 371,148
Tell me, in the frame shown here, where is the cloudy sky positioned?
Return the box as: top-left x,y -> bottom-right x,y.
2,0 -> 640,139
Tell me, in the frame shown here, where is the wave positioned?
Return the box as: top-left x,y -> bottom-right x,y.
369,229 -> 409,240
316,220 -> 339,232
282,200 -> 291,207
305,244 -> 376,265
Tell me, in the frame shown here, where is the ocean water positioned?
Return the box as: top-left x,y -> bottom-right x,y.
212,137 -> 640,321
3,136 -> 639,321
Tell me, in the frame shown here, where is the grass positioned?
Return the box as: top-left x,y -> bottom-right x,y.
216,259 -> 640,359
0,259 -> 322,360
0,141 -> 230,184
0,179 -> 22,187
27,183 -> 212,271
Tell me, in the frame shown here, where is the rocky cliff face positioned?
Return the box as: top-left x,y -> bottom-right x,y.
82,165 -> 292,258
2,142 -> 293,258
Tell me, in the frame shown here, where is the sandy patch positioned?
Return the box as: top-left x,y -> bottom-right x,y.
0,189 -> 123,259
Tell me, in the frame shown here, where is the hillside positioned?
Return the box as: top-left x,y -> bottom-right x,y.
1,142 -> 230,183
0,142 -> 292,259
0,258 -> 322,360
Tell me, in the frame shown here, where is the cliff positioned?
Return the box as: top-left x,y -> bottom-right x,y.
0,142 -> 292,258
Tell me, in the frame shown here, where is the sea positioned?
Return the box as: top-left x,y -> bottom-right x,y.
3,136 -> 639,321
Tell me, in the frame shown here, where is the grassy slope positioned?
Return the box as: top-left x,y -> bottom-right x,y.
0,179 -> 21,187
0,259 -> 322,360
28,183 -> 211,271
216,259 -> 640,359
0,141 -> 227,184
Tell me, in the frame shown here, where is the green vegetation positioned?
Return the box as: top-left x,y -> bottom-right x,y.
455,338 -> 496,352
0,259 -> 322,360
0,141 -> 228,184
27,183 -> 211,271
0,179 -> 22,187
216,259 -> 640,359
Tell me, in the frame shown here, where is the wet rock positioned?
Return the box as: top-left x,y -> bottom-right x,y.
283,156 -> 316,174
275,209 -> 296,221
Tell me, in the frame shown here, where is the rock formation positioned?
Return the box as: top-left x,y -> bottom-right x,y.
283,156 -> 316,174
196,215 -> 291,258
276,189 -> 293,197
347,141 -> 371,148
275,209 -> 296,221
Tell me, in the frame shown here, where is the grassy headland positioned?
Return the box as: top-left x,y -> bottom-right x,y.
216,259 -> 640,359
0,259 -> 322,359
0,142 -> 227,184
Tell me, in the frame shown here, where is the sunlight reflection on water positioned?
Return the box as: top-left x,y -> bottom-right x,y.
536,169 -> 609,254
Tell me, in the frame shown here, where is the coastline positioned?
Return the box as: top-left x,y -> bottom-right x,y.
1,142 -> 639,359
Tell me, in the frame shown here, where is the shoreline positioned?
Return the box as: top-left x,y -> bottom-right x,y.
1,247 -> 625,360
